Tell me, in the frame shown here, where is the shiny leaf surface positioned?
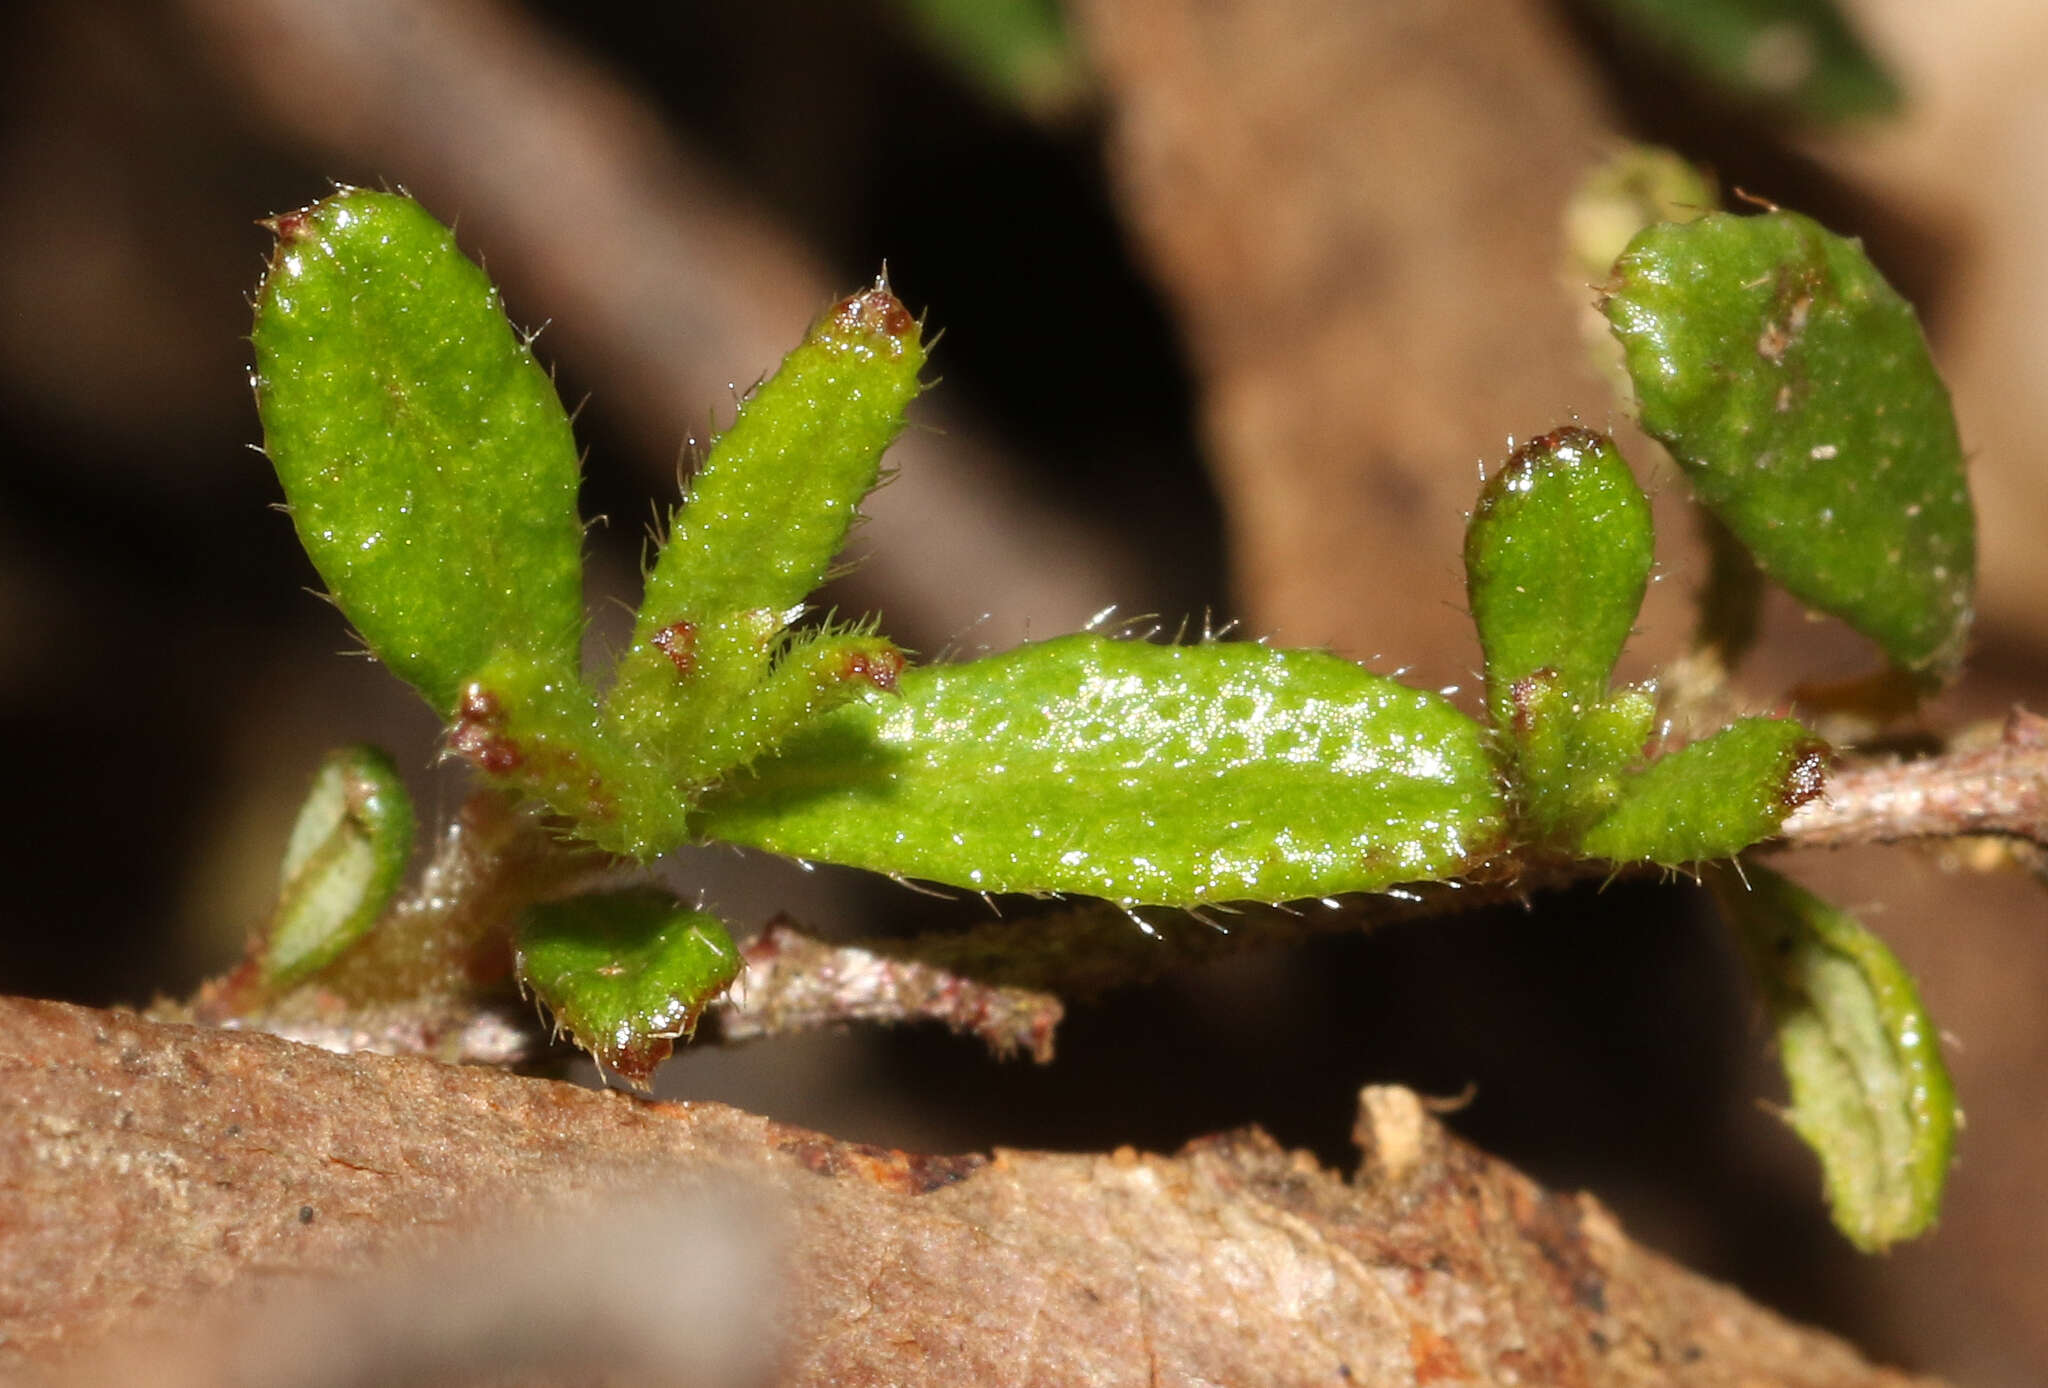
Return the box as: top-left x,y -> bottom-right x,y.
253,189 -> 588,713
515,888 -> 742,1088
697,634 -> 1507,907
1605,211 -> 1974,674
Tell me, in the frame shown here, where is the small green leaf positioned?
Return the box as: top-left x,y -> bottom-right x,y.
253,189 -> 589,713
1589,0 -> 1901,123
1605,210 -> 1974,674
599,285 -> 927,822
1577,717 -> 1826,865
515,887 -> 742,1088
1506,672 -> 1656,844
1467,428 -> 1654,731
263,746 -> 416,989
697,633 -> 1507,907
636,283 -> 924,639
1465,428 -> 1657,843
891,0 -> 1087,119
1711,864 -> 1957,1251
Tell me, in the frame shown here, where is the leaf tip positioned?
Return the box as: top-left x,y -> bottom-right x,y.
840,642 -> 905,694
258,207 -> 317,244
1779,737 -> 1832,815
822,286 -> 921,358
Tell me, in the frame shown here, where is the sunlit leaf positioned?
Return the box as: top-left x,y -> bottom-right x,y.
253,189 -> 588,713
697,633 -> 1508,907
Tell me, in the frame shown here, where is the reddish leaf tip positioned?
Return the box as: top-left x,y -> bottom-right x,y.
829,287 -> 918,346
1781,739 -> 1832,813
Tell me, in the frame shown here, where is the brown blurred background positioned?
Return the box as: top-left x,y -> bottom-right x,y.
2,1 -> 2044,1381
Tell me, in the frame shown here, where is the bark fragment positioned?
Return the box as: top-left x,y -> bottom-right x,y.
1,997 -> 1932,1386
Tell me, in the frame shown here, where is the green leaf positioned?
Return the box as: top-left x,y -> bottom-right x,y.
1605,210 -> 1974,675
262,746 -> 416,989
1711,864 -> 1957,1251
1464,428 -> 1656,843
890,0 -> 1088,119
253,189 -> 589,713
1577,717 -> 1826,865
1506,673 -> 1657,845
696,633 -> 1508,907
1467,428 -> 1654,730
635,283 -> 924,638
1589,0 -> 1901,123
515,887 -> 742,1088
599,285 -> 927,819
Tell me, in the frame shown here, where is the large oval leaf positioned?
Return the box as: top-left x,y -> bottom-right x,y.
253,189 -> 588,712
696,634 -> 1507,907
1604,211 -> 1974,674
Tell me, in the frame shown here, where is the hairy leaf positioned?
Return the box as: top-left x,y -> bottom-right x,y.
253,189 -> 588,713
1712,864 -> 1957,1250
1577,717 -> 1826,864
1465,428 -> 1656,844
1467,428 -> 1653,728
515,888 -> 742,1088
636,284 -> 923,636
263,746 -> 415,988
600,285 -> 926,813
1506,673 -> 1657,845
697,634 -> 1507,907
1589,0 -> 1900,122
1605,211 -> 1973,674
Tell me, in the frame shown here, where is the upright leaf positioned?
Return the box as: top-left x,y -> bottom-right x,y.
1711,864 -> 1957,1251
637,284 -> 924,633
262,746 -> 415,989
1465,428 -> 1657,842
253,190 -> 589,712
697,634 -> 1507,907
601,285 -> 927,812
1466,428 -> 1653,730
1605,210 -> 1974,675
